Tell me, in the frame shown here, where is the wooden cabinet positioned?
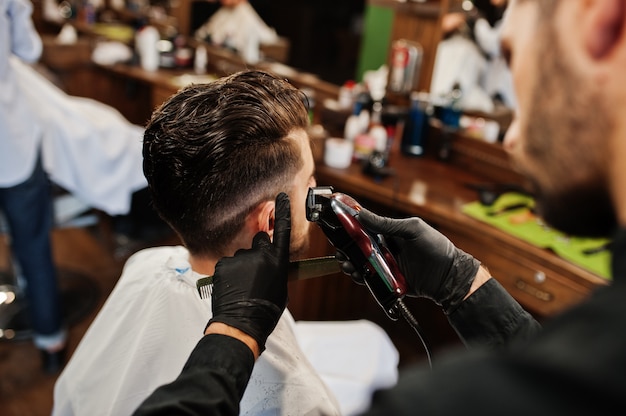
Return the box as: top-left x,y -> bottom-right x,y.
439,222 -> 603,318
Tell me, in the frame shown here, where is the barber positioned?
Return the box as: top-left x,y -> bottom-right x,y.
134,189 -> 543,415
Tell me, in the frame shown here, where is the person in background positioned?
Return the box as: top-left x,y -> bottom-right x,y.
0,0 -> 67,374
135,0 -> 626,414
193,0 -> 278,61
457,0 -> 515,109
434,0 -> 515,111
52,70 -> 342,416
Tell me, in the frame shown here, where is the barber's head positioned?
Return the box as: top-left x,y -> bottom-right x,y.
501,0 -> 624,237
143,70 -> 315,258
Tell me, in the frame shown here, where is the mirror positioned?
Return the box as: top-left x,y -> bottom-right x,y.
44,0 -> 513,137
182,0 -> 366,86
432,0 -> 514,115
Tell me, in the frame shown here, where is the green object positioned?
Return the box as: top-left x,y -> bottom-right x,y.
91,23 -> 135,43
355,5 -> 394,83
462,193 -> 612,280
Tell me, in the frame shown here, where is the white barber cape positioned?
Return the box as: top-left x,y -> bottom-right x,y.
11,57 -> 147,215
53,246 -> 399,416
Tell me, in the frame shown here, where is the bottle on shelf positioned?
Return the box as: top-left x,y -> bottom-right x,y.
135,25 -> 160,72
343,90 -> 369,141
440,82 -> 463,129
194,44 -> 208,74
338,80 -> 356,110
368,100 -> 387,154
401,91 -> 431,157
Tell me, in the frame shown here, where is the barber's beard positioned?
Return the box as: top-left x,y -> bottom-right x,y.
532,179 -> 615,238
525,28 -> 616,238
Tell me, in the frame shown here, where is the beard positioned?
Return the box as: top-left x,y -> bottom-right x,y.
288,223 -> 311,260
522,26 -> 617,238
289,238 -> 310,261
531,178 -> 615,238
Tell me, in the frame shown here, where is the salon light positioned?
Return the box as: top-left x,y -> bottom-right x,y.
0,328 -> 16,340
0,288 -> 16,305
462,1 -> 474,11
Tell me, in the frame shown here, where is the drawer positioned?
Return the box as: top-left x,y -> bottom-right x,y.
476,249 -> 590,317
444,229 -> 598,318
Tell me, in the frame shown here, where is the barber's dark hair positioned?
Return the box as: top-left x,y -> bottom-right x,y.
143,70 -> 309,256
470,0 -> 506,27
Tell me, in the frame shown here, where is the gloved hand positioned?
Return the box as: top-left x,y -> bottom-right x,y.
207,192 -> 291,352
339,208 -> 480,314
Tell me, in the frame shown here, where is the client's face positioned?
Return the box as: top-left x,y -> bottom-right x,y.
286,128 -> 316,259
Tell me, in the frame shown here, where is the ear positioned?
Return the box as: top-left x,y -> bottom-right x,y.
252,199 -> 276,238
584,0 -> 626,60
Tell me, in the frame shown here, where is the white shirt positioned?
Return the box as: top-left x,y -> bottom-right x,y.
473,17 -> 517,109
194,2 -> 278,54
430,11 -> 517,112
0,0 -> 43,187
53,246 -> 342,416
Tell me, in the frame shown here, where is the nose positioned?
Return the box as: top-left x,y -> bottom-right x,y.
502,117 -> 520,154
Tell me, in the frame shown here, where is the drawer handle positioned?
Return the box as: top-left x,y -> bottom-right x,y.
515,279 -> 553,302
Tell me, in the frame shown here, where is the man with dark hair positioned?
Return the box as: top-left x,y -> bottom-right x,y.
135,1 -> 626,414
53,70 -> 342,416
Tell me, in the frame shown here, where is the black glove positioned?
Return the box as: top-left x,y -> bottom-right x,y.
207,192 -> 291,352
339,208 -> 480,314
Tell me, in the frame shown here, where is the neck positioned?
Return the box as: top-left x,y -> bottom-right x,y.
187,216 -> 260,276
189,254 -> 220,277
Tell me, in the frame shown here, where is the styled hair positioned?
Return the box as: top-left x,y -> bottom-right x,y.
143,70 -> 309,256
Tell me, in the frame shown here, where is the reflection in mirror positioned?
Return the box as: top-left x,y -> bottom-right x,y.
186,0 -> 365,85
174,0 -> 515,140
192,1 -> 279,65
431,0 -> 514,131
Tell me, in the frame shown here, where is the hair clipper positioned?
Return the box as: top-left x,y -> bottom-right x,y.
306,186 -> 407,320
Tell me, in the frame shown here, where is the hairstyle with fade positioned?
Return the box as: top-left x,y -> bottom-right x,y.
143,70 -> 309,256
